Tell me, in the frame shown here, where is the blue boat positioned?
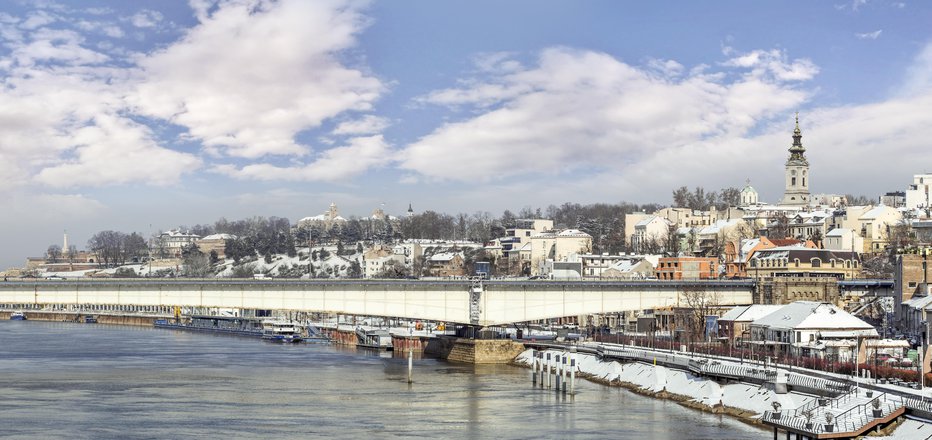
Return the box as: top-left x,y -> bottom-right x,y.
9,311 -> 27,320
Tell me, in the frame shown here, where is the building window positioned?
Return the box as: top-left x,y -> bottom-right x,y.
802,178 -> 806,187
811,258 -> 821,268
792,177 -> 797,186
910,281 -> 919,288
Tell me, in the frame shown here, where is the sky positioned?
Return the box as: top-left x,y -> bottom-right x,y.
1,0 -> 932,269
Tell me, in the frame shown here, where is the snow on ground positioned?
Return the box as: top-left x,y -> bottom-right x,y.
875,418 -> 932,440
516,349 -> 814,417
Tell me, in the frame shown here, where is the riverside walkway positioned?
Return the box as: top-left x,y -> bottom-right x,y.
525,340 -> 932,439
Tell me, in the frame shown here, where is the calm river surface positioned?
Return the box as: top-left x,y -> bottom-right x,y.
0,321 -> 766,439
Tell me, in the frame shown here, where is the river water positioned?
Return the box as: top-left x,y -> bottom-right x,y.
0,321 -> 766,439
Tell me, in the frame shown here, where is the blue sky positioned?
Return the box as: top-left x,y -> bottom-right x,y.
1,0 -> 932,269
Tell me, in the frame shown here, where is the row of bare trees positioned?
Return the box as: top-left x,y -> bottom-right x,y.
85,231 -> 148,267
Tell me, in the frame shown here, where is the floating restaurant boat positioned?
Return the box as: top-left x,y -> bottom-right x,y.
83,315 -> 98,324
154,315 -> 265,338
261,321 -> 304,343
355,328 -> 393,351
9,311 -> 27,321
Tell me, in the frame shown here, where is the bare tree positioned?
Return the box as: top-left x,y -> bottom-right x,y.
46,244 -> 62,263
182,250 -> 211,278
679,285 -> 722,343
770,212 -> 790,240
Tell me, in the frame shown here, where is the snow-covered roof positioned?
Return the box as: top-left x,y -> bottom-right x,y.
161,230 -> 199,238
902,295 -> 932,310
558,229 -> 591,237
429,252 -> 461,262
299,214 -> 347,222
201,233 -> 236,241
753,246 -> 859,261
752,301 -> 876,332
698,219 -> 741,235
859,205 -> 896,220
740,238 -> 761,256
825,228 -> 850,237
635,216 -> 659,227
719,304 -> 783,322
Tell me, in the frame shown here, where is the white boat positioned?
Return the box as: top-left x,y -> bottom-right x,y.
9,311 -> 27,321
261,321 -> 304,343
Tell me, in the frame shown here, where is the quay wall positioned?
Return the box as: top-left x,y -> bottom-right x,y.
0,310 -> 165,326
392,335 -> 430,353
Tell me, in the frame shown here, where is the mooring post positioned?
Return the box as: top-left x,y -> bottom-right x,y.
531,349 -> 537,385
407,349 -> 413,384
554,354 -> 562,392
561,352 -> 568,394
570,346 -> 577,395
546,352 -> 552,388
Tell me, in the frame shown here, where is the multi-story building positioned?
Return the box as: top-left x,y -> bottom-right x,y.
906,174 -> 932,210
718,304 -> 783,346
824,228 -> 864,252
748,247 -> 860,280
655,256 -> 718,280
196,234 -> 235,259
426,252 -> 466,277
156,230 -> 200,258
630,216 -> 673,253
529,229 -> 593,276
858,204 -> 902,253
749,301 -> 878,360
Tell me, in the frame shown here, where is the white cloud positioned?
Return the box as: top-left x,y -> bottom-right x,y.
332,115 -> 391,136
0,19 -> 200,191
34,114 -> 202,187
130,9 -> 164,28
130,0 -> 384,159
401,47 -> 811,182
722,48 -> 819,81
855,30 -> 882,40
402,42 -> 932,205
899,42 -> 932,96
19,10 -> 57,30
212,135 -> 391,182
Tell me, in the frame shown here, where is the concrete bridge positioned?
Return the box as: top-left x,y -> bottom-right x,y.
0,279 -> 755,326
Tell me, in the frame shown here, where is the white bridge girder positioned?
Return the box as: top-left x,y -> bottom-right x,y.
0,280 -> 755,325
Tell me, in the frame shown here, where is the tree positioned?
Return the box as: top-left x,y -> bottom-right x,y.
679,285 -> 722,344
67,245 -> 78,264
672,186 -> 690,208
182,248 -> 211,278
123,233 -> 148,263
348,260 -> 363,278
770,212 -> 790,240
231,262 -> 258,278
717,187 -> 742,209
663,224 -> 682,257
87,230 -> 125,268
46,244 -> 62,263
374,260 -> 409,278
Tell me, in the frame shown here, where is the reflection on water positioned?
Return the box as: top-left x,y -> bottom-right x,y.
0,321 -> 765,439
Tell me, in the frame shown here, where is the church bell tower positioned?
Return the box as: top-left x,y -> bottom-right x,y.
780,113 -> 810,206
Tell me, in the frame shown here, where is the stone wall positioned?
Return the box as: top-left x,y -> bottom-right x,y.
756,277 -> 840,305
445,338 -> 525,364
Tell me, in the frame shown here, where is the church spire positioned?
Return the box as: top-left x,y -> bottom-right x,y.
788,112 -> 807,163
